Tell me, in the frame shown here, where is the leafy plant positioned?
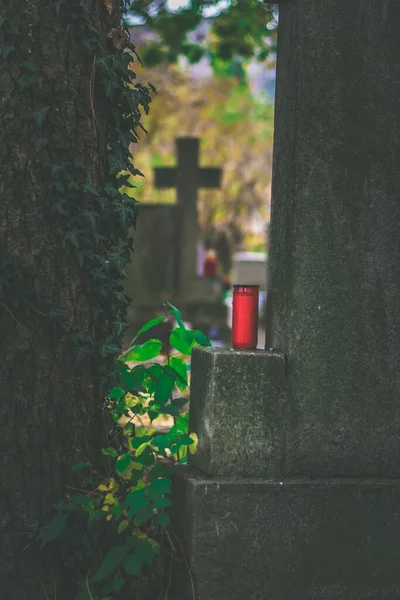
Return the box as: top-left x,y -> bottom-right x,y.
40,304 -> 209,600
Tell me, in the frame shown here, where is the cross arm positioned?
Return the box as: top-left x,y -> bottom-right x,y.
198,167 -> 222,189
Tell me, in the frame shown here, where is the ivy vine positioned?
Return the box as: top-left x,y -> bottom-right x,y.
0,0 -> 152,393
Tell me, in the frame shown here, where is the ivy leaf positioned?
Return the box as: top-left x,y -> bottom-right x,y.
63,229 -> 82,250
124,339 -> 162,362
131,316 -> 165,343
71,461 -> 91,471
123,553 -> 142,576
21,53 -> 39,71
32,106 -> 51,127
40,513 -> 68,547
18,74 -> 38,90
34,138 -> 49,152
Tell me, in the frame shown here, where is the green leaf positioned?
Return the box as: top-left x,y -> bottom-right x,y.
123,553 -> 142,576
124,339 -> 162,362
93,545 -> 128,583
115,454 -> 132,474
72,461 -> 91,471
151,434 -> 174,451
169,328 -> 194,355
102,447 -> 118,458
124,489 -> 148,519
132,316 -> 165,342
155,512 -> 170,526
169,356 -> 188,389
166,301 -> 185,329
118,519 -> 130,535
135,441 -> 149,457
194,329 -> 212,347
41,513 -> 67,547
108,386 -> 125,400
112,571 -> 125,593
137,538 -> 158,566
178,435 -> 195,446
152,497 -> 172,510
109,504 -> 123,519
162,404 -> 180,417
134,507 -> 154,526
171,396 -> 189,408
154,373 -> 175,405
148,478 -> 171,500
170,413 -> 189,434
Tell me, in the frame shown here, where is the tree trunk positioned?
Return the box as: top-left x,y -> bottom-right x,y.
0,1 -> 132,597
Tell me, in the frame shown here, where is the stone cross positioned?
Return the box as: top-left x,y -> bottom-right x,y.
169,2 -> 400,599
154,137 -> 221,294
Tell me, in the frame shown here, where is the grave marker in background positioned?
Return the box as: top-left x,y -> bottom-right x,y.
124,137 -> 225,335
154,137 -> 221,294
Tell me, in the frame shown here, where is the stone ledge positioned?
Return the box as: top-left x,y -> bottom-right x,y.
189,347 -> 286,478
171,467 -> 400,600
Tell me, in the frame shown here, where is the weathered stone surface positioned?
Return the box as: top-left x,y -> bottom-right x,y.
171,467 -> 400,600
189,347 -> 286,478
265,0 -> 400,477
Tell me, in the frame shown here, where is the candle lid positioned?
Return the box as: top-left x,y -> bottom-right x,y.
233,284 -> 260,288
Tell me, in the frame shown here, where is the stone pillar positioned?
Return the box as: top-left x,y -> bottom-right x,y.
265,0 -> 400,477
170,2 -> 400,599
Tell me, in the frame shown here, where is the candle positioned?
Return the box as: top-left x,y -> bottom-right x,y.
232,285 -> 259,349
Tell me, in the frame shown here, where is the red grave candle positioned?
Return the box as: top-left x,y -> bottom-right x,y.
232,285 -> 259,349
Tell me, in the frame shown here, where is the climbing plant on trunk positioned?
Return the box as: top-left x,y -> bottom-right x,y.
0,1 -> 151,597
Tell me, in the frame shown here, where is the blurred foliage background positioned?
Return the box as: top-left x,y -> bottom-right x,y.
124,0 -> 277,253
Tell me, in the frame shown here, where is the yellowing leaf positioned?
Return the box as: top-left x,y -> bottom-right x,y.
188,433 -> 198,454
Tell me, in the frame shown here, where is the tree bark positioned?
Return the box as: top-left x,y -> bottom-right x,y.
0,1 -> 122,597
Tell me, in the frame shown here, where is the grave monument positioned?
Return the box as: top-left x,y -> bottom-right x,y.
171,1 -> 400,599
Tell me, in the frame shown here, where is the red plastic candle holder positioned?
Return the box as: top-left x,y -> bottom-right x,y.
232,285 -> 259,349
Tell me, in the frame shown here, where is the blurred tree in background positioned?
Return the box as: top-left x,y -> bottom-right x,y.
120,60 -> 274,256
128,0 -> 278,67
